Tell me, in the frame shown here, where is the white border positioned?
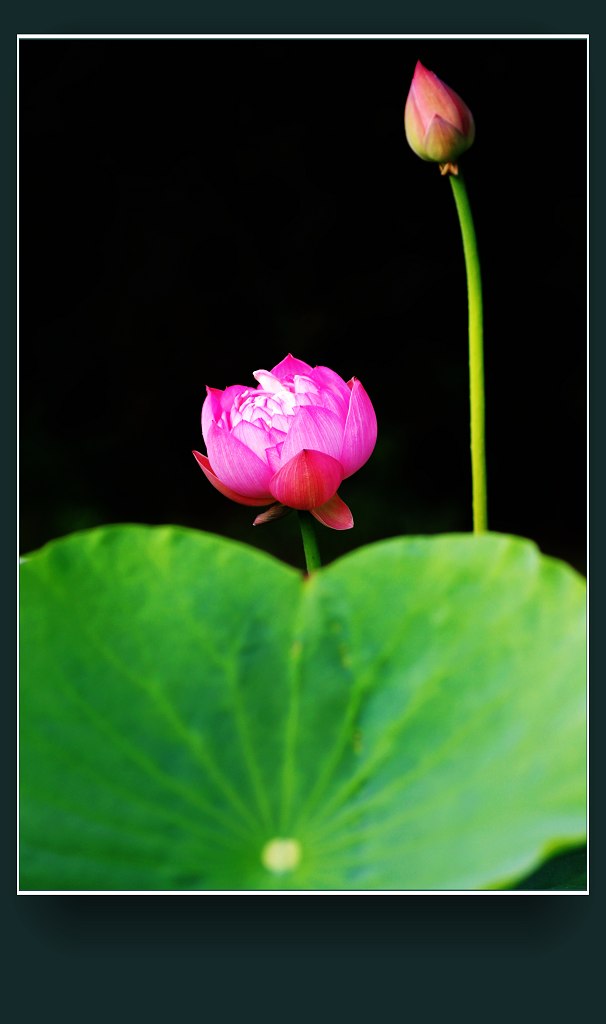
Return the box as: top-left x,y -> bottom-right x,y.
17,32 -> 589,898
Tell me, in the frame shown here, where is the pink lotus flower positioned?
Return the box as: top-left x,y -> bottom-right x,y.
404,61 -> 475,167
193,354 -> 377,530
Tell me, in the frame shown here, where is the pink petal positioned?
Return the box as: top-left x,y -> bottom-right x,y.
192,451 -> 271,507
270,353 -> 314,381
201,387 -> 223,444
202,384 -> 248,442
293,374 -> 319,394
231,419 -> 280,464
291,389 -> 322,408
339,379 -> 378,478
269,449 -> 344,510
220,383 -> 250,408
280,405 -> 345,464
310,365 -> 351,411
206,423 -> 273,499
265,443 -> 283,474
269,414 -> 292,432
410,61 -> 466,131
311,493 -> 354,531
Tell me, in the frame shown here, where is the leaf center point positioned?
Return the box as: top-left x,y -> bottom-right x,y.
261,837 -> 302,875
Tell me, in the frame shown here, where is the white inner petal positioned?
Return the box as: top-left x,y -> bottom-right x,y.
230,386 -> 299,430
226,371 -> 332,437
252,369 -> 283,392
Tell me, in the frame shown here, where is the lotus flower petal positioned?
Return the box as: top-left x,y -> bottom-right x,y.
201,387 -> 223,444
271,353 -> 314,381
310,365 -> 351,412
192,452 -> 270,506
252,370 -> 284,392
206,423 -> 273,499
202,384 -> 249,442
339,379 -> 378,477
265,444 -> 283,474
268,414 -> 291,433
280,405 -> 345,464
269,450 -> 344,510
424,115 -> 468,163
232,420 -> 285,465
403,90 -> 427,159
311,493 -> 354,530
410,62 -> 465,128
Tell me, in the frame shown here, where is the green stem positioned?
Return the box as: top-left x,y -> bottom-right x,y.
449,171 -> 488,533
297,512 -> 321,574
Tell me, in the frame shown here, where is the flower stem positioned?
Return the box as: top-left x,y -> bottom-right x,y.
297,512 -> 321,573
449,171 -> 488,533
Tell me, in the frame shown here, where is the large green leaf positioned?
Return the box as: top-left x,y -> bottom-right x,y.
19,526 -> 586,891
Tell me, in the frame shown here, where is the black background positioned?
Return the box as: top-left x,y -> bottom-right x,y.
19,37 -> 587,571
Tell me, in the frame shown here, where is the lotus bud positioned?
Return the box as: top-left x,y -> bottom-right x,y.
193,354 -> 377,531
404,60 -> 475,174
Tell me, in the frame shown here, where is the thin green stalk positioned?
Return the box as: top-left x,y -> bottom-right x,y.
297,512 -> 321,573
449,171 -> 488,533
